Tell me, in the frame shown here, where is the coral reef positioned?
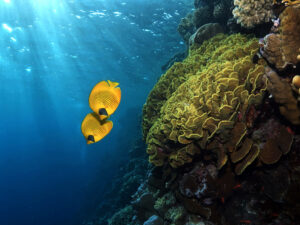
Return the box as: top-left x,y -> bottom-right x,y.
278,5 -> 300,68
143,215 -> 163,225
144,33 -> 280,175
259,5 -> 300,70
233,0 -> 274,28
177,0 -> 233,43
177,12 -> 195,44
82,139 -> 148,225
161,52 -> 187,72
142,34 -> 237,140
89,2 -> 300,225
120,131 -> 300,225
265,67 -> 300,124
259,5 -> 300,124
107,205 -> 136,225
193,6 -> 213,29
189,23 -> 224,46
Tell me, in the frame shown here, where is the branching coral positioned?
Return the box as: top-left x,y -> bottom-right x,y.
232,0 -> 274,28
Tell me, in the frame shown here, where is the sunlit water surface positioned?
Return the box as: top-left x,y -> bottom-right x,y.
0,0 -> 189,224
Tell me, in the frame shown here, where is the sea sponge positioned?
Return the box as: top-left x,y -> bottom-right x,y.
144,34 -> 269,174
232,0 -> 274,28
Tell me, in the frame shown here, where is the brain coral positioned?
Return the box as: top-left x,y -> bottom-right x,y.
144,34 -> 270,174
232,0 -> 274,28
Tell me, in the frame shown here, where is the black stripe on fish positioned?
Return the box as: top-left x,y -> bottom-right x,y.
87,135 -> 95,143
99,108 -> 108,116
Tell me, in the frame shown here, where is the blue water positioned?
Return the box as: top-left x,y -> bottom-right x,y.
0,0 -> 189,224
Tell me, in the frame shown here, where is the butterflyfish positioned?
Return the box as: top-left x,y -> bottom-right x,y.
81,112 -> 113,144
89,80 -> 121,121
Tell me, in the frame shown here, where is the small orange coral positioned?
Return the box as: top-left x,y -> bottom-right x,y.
292,75 -> 300,89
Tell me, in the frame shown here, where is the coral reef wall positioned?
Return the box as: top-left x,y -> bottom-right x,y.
144,33 -> 272,175
105,2 -> 300,225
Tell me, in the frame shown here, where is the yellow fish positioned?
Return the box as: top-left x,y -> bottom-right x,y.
89,80 -> 121,121
81,113 -> 113,144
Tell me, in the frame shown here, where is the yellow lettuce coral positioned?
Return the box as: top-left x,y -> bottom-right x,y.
144,33 -> 268,174
142,34 -> 246,140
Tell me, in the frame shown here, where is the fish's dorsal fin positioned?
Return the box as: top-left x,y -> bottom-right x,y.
107,80 -> 119,88
94,81 -> 110,89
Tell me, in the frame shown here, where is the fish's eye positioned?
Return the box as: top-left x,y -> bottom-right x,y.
87,135 -> 95,142
98,108 -> 108,116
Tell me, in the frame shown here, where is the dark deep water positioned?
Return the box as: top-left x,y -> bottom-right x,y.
0,0 -> 191,224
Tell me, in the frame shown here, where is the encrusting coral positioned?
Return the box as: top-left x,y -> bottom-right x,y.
232,0 -> 274,28
260,5 -> 300,70
143,33 -> 283,175
279,5 -> 300,68
265,67 -> 300,124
